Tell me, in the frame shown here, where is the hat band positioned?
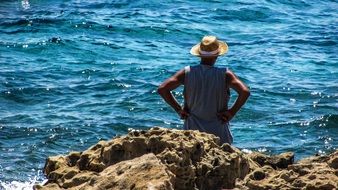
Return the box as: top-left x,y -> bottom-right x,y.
199,49 -> 219,56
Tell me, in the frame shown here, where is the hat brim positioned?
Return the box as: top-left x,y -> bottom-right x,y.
190,40 -> 228,57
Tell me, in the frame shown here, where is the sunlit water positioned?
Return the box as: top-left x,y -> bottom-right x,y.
0,0 -> 337,188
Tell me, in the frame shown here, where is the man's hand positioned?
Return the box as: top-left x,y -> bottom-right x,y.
177,109 -> 189,120
217,110 -> 234,123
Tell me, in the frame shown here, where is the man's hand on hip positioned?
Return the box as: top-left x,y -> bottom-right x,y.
217,110 -> 234,123
177,109 -> 189,120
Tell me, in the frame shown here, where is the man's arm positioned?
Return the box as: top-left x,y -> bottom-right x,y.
157,69 -> 189,119
218,70 -> 250,122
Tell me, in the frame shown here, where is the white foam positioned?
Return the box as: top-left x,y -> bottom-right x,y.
0,177 -> 47,190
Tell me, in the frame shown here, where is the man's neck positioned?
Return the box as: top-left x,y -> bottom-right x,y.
200,57 -> 217,66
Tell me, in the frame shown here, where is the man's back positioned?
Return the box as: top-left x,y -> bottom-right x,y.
184,64 -> 230,121
184,64 -> 233,144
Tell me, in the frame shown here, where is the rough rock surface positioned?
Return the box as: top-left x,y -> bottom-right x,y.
236,151 -> 338,190
37,153 -> 174,190
35,127 -> 252,190
248,151 -> 294,169
35,127 -> 338,190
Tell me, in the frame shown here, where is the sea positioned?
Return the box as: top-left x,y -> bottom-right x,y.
0,0 -> 337,189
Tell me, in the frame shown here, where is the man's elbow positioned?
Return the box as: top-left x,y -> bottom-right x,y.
244,88 -> 250,98
157,86 -> 166,95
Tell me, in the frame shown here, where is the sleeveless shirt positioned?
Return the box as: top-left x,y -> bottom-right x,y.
183,64 -> 233,144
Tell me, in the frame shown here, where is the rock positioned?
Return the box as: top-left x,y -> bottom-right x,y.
37,154 -> 174,190
36,127 -> 252,190
92,153 -> 174,190
328,156 -> 338,169
248,151 -> 294,169
236,150 -> 338,190
36,127 -> 338,190
84,153 -> 175,190
34,183 -> 61,190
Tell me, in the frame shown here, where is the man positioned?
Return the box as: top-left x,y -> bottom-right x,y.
158,36 -> 250,144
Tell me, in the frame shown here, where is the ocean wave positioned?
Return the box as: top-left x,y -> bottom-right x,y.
0,37 -> 66,49
0,86 -> 61,104
268,114 -> 338,128
0,180 -> 36,190
0,18 -> 65,27
212,7 -> 280,22
0,176 -> 46,190
0,28 -> 40,35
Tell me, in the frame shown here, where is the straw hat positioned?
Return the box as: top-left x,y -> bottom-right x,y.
190,36 -> 228,57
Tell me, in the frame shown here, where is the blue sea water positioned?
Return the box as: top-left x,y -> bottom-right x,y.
0,0 -> 337,188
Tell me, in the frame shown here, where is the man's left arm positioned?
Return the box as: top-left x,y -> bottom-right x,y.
218,70 -> 250,122
157,69 -> 189,119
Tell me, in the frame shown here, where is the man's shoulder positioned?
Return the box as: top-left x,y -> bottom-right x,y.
185,64 -> 200,72
214,66 -> 228,73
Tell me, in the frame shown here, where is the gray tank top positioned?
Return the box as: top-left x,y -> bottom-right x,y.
183,64 -> 233,144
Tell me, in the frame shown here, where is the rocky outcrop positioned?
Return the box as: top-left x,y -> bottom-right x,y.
37,153 -> 175,190
35,127 -> 338,190
35,127 -> 253,190
236,151 -> 338,190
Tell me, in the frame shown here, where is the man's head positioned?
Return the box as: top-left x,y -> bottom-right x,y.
190,36 -> 228,57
